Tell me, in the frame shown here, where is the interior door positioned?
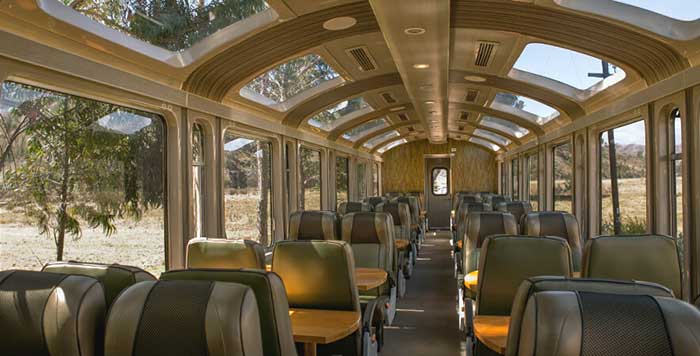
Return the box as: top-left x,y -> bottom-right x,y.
425,157 -> 451,229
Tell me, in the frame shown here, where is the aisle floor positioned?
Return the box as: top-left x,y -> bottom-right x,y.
381,231 -> 466,355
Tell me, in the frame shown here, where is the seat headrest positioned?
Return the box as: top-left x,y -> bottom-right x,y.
0,270 -> 106,356
490,195 -> 512,205
524,211 -> 582,271
160,269 -> 295,356
465,212 -> 518,248
288,210 -> 338,241
515,291 -> 700,356
496,201 -> 533,216
582,234 -> 682,298
341,212 -> 394,245
105,280 -> 262,356
42,261 -> 155,306
376,202 -> 411,227
338,201 -> 372,215
186,238 -> 265,270
365,196 -> 387,208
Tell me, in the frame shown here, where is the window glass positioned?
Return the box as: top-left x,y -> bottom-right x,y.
0,81 -> 165,273
365,130 -> 400,149
480,116 -> 529,138
335,156 -> 349,208
613,0 -> 700,21
192,123 -> 205,238
599,120 -> 647,234
223,133 -> 273,245
343,118 -> 388,141
372,163 -> 379,196
63,0 -> 269,52
432,168 -> 448,196
670,109 -> 683,257
491,92 -> 559,125
501,162 -> 507,194
308,97 -> 373,131
356,162 -> 367,200
241,54 -> 341,106
553,143 -> 573,213
469,137 -> 500,151
512,43 -> 625,91
527,153 -> 539,211
377,138 -> 407,154
299,146 -> 321,210
511,159 -> 520,200
473,128 -> 510,146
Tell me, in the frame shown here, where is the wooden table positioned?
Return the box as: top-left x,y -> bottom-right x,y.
474,315 -> 510,354
355,267 -> 388,291
289,308 -> 361,356
395,240 -> 410,250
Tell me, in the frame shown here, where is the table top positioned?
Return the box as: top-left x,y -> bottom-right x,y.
355,267 -> 388,291
289,308 -> 361,344
395,240 -> 410,250
474,315 -> 510,354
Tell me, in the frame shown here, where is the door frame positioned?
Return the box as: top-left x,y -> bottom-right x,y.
424,154 -> 453,229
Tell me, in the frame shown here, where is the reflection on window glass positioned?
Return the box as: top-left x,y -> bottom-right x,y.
192,123 -> 205,238
241,54 -> 340,105
553,143 -> 573,213
491,92 -> 559,125
480,116 -> 529,138
613,0 -> 700,21
511,159 -> 520,200
372,163 -> 379,196
473,129 -> 510,146
513,43 -> 625,91
0,81 -> 165,274
600,120 -> 647,235
299,146 -> 321,210
357,162 -> 368,200
335,156 -> 349,208
469,137 -> 500,151
670,109 -> 683,262
62,0 -> 269,52
308,97 -> 372,131
343,118 -> 387,141
527,153 -> 539,211
432,168 -> 448,195
223,133 -> 273,245
365,130 -> 400,149
377,138 -> 407,154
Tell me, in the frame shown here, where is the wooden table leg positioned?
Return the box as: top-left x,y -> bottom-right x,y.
303,342 -> 317,356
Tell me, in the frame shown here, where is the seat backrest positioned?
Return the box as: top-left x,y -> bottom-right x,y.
105,280 -> 262,356
288,210 -> 339,240
582,234 -> 682,298
42,261 -> 155,306
513,290 -> 700,356
452,191 -> 469,210
462,212 -> 519,274
272,240 -> 360,312
396,196 -> 420,224
186,238 -> 265,270
160,269 -> 296,356
364,196 -> 387,209
0,270 -> 106,356
523,211 -> 582,271
490,195 -> 512,206
376,201 -> 411,241
506,276 -> 675,356
455,202 -> 492,244
496,201 -> 533,228
476,236 -> 573,316
338,201 -> 372,215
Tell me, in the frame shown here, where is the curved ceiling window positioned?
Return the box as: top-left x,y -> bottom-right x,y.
490,92 -> 559,125
365,130 -> 400,149
343,118 -> 388,141
59,0 -> 270,52
470,137 -> 500,152
241,54 -> 342,109
480,116 -> 529,138
613,0 -> 700,21
473,129 -> 510,146
378,139 -> 407,154
308,97 -> 373,131
511,43 -> 626,92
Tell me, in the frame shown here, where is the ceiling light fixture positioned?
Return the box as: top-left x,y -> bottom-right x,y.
419,84 -> 433,90
323,17 -> 357,31
389,106 -> 406,112
413,64 -> 430,69
404,27 -> 426,35
425,100 -> 435,104
464,75 -> 487,82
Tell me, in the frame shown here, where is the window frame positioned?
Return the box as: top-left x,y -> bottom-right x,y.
431,167 -> 449,196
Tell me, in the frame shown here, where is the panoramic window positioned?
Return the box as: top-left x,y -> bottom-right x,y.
432,168 -> 449,196
511,159 -> 520,200
480,116 -> 529,138
336,156 -> 349,207
0,81 -> 165,273
553,143 -> 573,213
61,0 -> 270,52
343,118 -> 388,142
299,146 -> 322,210
469,137 -> 500,152
377,138 -> 407,154
501,162 -> 507,194
357,162 -> 368,200
223,132 -> 273,245
527,153 -> 539,211
192,123 -> 205,238
473,128 -> 510,147
512,43 -> 626,91
372,162 -> 379,196
599,120 -> 647,235
613,0 -> 700,21
670,109 -> 683,242
308,97 -> 373,131
241,54 -> 341,107
491,92 -> 560,125
365,130 -> 400,149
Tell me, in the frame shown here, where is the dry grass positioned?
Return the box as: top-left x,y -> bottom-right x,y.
224,191 -> 271,243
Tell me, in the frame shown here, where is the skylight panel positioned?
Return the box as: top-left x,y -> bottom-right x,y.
61,0 -> 270,52
491,92 -> 559,125
512,43 -> 626,91
378,139 -> 407,154
364,130 -> 400,149
241,54 -> 341,106
470,137 -> 500,152
613,0 -> 700,21
480,116 -> 529,138
308,97 -> 373,131
343,118 -> 388,142
473,129 -> 510,146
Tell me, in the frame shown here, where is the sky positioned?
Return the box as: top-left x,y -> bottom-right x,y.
615,0 -> 700,21
602,120 -> 646,146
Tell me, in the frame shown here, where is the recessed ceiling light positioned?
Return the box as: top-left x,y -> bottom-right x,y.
464,75 -> 487,82
389,106 -> 406,112
323,17 -> 357,31
413,64 -> 430,69
404,27 -> 426,35
429,111 -> 438,115
419,84 -> 433,90
425,100 -> 435,104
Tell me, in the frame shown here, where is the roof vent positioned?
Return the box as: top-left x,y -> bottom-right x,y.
465,89 -> 480,103
381,92 -> 397,104
346,46 -> 378,72
398,113 -> 409,121
475,41 -> 499,67
459,112 -> 470,121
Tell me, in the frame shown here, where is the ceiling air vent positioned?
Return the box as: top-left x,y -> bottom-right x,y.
398,113 -> 409,121
381,92 -> 397,104
465,89 -> 480,103
475,41 -> 499,67
346,46 -> 378,72
407,127 -> 415,132
459,112 -> 470,121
